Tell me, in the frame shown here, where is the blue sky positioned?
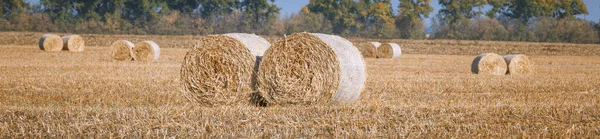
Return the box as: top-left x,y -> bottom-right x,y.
275,0 -> 600,24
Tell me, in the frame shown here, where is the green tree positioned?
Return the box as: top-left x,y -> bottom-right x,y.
163,0 -> 201,13
437,0 -> 488,39
397,0 -> 433,39
198,0 -> 239,18
354,0 -> 395,38
40,0 -> 77,21
368,0 -> 395,38
76,0 -> 126,21
283,10 -> 332,35
122,0 -> 161,23
238,0 -> 280,34
555,0 -> 588,18
492,0 -> 588,22
306,0 -> 361,35
1,0 -> 29,19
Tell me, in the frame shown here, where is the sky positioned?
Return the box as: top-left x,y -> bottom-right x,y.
25,0 -> 600,24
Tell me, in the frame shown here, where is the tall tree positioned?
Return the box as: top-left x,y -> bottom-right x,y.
238,0 -> 280,34
437,0 -> 488,39
491,0 -> 588,22
122,0 -> 161,24
198,0 -> 239,18
76,0 -> 126,21
1,0 -> 29,19
368,0 -> 395,38
307,0 -> 361,35
438,0 -> 487,25
397,0 -> 433,39
40,0 -> 78,22
163,0 -> 201,13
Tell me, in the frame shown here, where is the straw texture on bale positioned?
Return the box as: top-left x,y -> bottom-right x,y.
471,53 -> 507,75
61,35 -> 85,52
377,43 -> 401,58
355,42 -> 379,58
132,41 -> 161,62
257,33 -> 366,105
504,54 -> 534,75
38,34 -> 63,51
110,40 -> 135,61
180,33 -> 270,106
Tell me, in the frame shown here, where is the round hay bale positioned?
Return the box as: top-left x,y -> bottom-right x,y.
471,53 -> 507,75
38,34 -> 63,51
61,35 -> 85,52
257,33 -> 366,105
110,40 -> 135,61
504,54 -> 534,75
180,33 -> 270,106
132,41 -> 160,62
355,42 -> 379,58
377,43 -> 401,58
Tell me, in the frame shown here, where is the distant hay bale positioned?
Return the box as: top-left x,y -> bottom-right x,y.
504,54 -> 534,75
377,43 -> 401,59
61,35 -> 85,52
471,53 -> 507,75
257,33 -> 366,105
38,34 -> 63,51
355,42 -> 379,58
180,33 -> 270,106
132,41 -> 160,62
110,40 -> 135,61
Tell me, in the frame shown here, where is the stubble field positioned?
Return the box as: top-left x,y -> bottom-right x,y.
0,32 -> 599,138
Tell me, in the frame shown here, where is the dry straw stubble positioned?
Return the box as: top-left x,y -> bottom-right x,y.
504,54 -> 534,75
355,42 -> 380,58
61,35 -> 85,52
132,41 -> 161,62
110,40 -> 135,61
377,43 -> 401,58
39,34 -> 63,51
180,33 -> 270,106
258,33 -> 366,105
471,53 -> 507,75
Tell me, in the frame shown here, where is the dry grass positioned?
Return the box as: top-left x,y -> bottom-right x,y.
1,32 -> 600,137
4,32 -> 600,56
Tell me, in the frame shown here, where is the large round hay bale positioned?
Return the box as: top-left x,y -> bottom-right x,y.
504,54 -> 534,75
377,43 -> 401,58
61,35 -> 85,51
61,35 -> 85,52
257,33 -> 366,105
110,40 -> 135,61
132,41 -> 160,62
471,53 -> 507,75
355,42 -> 379,58
38,34 -> 63,51
180,33 -> 270,106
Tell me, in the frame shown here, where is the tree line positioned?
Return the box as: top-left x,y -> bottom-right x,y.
1,0 -> 599,43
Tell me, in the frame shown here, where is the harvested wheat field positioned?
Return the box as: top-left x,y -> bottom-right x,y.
1,32 -> 600,138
